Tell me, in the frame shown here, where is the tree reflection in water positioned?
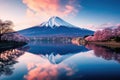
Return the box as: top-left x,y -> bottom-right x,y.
85,44 -> 120,63
0,47 -> 28,76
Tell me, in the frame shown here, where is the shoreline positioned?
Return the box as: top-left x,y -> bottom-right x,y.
87,41 -> 120,48
0,41 -> 27,52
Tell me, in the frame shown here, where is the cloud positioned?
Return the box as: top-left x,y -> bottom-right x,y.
85,23 -> 120,31
98,23 -> 120,30
85,24 -> 95,30
98,23 -> 115,29
116,23 -> 120,27
24,62 -> 74,80
23,0 -> 79,19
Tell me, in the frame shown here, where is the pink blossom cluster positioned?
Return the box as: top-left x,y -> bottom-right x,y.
85,26 -> 120,41
1,32 -> 29,42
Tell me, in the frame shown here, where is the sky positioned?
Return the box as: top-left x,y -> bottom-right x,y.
0,0 -> 120,31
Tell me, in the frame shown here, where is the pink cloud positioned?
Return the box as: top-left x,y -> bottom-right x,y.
85,24 -> 95,30
24,62 -> 74,80
116,23 -> 120,27
23,0 -> 79,18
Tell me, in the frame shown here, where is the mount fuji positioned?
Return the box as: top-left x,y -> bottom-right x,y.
18,16 -> 94,37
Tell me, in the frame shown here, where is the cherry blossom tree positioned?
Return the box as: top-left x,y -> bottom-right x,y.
85,25 -> 120,42
0,19 -> 14,34
0,19 -> 29,42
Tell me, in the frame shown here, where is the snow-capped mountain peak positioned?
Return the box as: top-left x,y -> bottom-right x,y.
40,16 -> 74,28
18,16 -> 94,37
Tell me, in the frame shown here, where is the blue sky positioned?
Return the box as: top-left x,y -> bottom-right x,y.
0,0 -> 120,30
77,0 -> 120,23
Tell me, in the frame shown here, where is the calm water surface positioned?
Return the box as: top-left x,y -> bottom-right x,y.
0,41 -> 120,80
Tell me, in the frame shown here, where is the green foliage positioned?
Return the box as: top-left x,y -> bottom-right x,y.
83,35 -> 89,38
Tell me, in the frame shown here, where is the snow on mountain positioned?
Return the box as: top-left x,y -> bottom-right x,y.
41,53 -> 74,64
40,16 -> 74,28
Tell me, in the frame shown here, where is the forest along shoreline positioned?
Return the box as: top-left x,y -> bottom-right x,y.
0,19 -> 28,50
87,41 -> 120,48
71,37 -> 120,54
72,37 -> 120,49
84,25 -> 120,49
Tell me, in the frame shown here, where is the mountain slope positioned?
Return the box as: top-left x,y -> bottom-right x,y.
18,16 -> 94,37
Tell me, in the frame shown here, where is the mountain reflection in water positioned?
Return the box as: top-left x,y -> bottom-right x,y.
0,41 -> 120,80
25,41 -> 89,55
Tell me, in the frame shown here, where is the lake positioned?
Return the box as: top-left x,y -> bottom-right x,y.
0,41 -> 120,80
